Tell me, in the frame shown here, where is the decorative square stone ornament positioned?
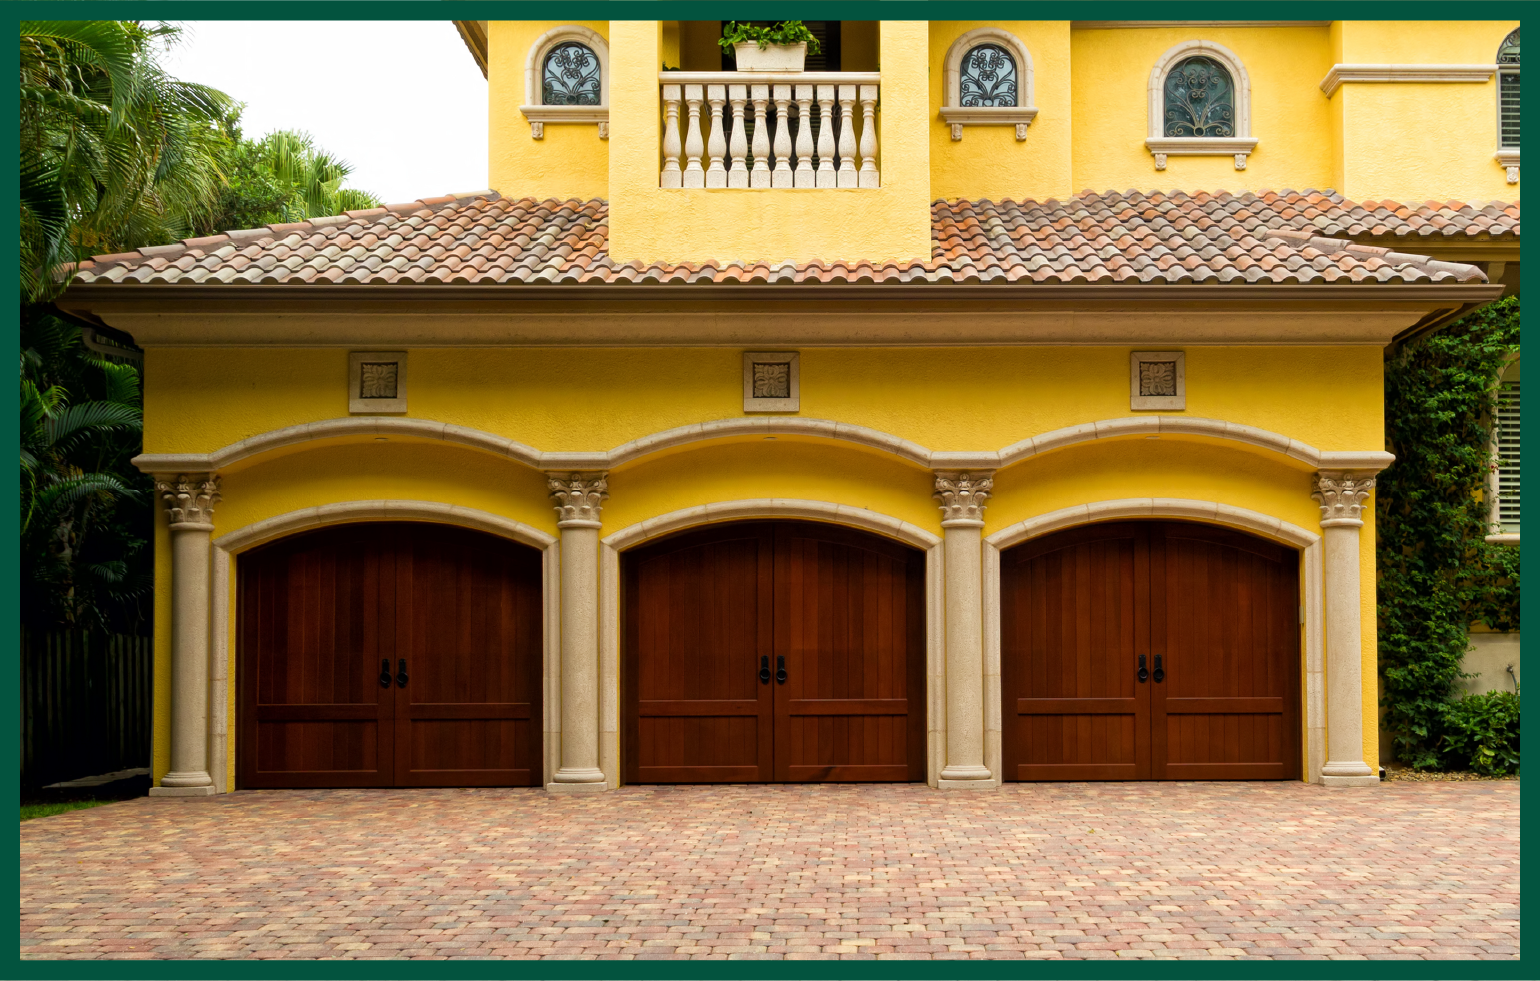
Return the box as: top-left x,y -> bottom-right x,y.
743,351 -> 800,412
1130,351 -> 1185,410
348,351 -> 407,414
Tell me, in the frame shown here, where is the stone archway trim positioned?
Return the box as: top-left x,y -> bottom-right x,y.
598,500 -> 947,789
981,498 -> 1327,785
134,414 -> 1394,477
205,501 -> 562,794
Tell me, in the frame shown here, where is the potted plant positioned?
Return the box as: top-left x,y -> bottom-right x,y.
719,21 -> 822,73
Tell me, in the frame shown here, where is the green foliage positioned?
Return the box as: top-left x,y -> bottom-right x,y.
196,126 -> 381,235
719,21 -> 823,55
1440,689 -> 1520,776
21,799 -> 114,821
1378,296 -> 1521,769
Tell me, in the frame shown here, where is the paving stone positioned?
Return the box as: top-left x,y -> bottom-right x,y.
19,782 -> 1517,960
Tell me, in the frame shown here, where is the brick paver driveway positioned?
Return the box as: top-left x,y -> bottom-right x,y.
21,781 -> 1517,959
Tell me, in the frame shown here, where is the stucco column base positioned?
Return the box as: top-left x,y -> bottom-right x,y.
149,783 -> 217,797
1320,773 -> 1380,787
546,778 -> 609,794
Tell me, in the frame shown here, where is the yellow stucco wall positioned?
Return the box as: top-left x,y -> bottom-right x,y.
145,341 -> 1385,786
1070,24 -> 1336,194
487,20 -> 610,201
929,22 -> 1074,203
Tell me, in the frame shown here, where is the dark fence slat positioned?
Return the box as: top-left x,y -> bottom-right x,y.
21,628 -> 153,788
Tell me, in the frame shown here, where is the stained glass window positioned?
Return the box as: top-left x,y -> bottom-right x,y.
1162,56 -> 1234,138
959,43 -> 1018,108
1498,29 -> 1519,149
542,42 -> 601,106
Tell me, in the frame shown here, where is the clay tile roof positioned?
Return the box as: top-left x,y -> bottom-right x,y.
65,189 -> 1514,288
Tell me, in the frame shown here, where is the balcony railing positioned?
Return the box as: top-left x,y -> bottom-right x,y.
659,72 -> 881,189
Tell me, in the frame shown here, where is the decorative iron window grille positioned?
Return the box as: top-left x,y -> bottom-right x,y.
543,42 -> 601,106
1498,28 -> 1520,149
959,43 -> 1018,107
1162,56 -> 1235,138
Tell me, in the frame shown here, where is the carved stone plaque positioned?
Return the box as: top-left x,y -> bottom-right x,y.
348,351 -> 407,413
752,362 -> 792,399
1130,351 -> 1185,410
360,362 -> 399,400
743,352 -> 800,412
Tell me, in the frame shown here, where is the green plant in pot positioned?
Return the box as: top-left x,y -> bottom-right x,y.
719,21 -> 822,72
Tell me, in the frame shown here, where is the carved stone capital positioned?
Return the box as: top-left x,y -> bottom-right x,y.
1312,470 -> 1376,527
548,471 -> 608,527
934,471 -> 994,526
155,473 -> 220,529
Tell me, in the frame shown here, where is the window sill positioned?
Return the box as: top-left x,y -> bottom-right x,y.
1145,136 -> 1258,171
520,105 -> 609,140
940,106 -> 1039,142
1495,149 -> 1519,185
1485,532 -> 1520,545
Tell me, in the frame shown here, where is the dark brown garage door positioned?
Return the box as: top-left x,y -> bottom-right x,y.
624,521 -> 925,783
238,522 -> 543,788
1001,521 -> 1300,781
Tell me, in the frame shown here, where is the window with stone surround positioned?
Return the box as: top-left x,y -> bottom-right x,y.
1145,41 -> 1256,171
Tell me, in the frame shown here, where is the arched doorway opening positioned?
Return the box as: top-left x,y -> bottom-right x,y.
1000,520 -> 1301,781
622,520 -> 926,783
237,522 -> 544,788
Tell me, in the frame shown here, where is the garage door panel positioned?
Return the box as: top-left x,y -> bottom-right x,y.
1004,521 -> 1299,782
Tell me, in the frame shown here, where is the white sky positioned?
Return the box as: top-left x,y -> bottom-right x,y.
160,21 -> 489,206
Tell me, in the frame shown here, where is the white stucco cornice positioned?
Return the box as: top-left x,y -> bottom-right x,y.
132,414 -> 1394,479
1319,64 -> 1497,97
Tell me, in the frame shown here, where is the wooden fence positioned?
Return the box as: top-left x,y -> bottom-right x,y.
21,628 -> 153,788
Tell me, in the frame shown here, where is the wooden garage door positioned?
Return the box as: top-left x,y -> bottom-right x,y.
1001,521 -> 1300,781
623,521 -> 925,783
238,523 -> 542,788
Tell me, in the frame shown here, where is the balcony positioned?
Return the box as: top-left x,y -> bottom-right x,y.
658,72 -> 881,189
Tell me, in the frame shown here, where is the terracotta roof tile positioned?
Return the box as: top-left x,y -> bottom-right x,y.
65,189 -> 1514,288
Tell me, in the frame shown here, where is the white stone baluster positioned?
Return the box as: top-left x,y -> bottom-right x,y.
771,84 -> 794,188
683,84 -> 705,188
858,84 -> 880,189
750,84 -> 771,188
727,84 -> 749,189
836,84 -> 858,188
815,84 -> 837,188
660,84 -> 683,188
793,84 -> 816,188
705,84 -> 727,189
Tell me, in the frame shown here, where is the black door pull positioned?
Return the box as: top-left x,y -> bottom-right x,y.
1152,654 -> 1165,684
1137,654 -> 1149,683
775,655 -> 787,684
396,658 -> 409,688
379,658 -> 392,688
759,655 -> 771,684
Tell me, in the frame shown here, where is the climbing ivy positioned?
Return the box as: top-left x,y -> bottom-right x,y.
1378,295 -> 1520,769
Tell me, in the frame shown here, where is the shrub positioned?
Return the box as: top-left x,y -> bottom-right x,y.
1440,689 -> 1520,775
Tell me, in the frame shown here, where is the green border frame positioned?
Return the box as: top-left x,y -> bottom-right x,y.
8,2 -> 1530,978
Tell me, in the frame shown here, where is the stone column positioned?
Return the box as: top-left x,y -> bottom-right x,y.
149,474 -> 220,797
1312,470 -> 1380,787
934,471 -> 995,788
546,472 -> 609,792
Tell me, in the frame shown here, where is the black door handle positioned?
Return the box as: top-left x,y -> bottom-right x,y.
1152,654 -> 1165,684
379,658 -> 392,688
775,655 -> 787,684
759,655 -> 771,684
396,658 -> 409,688
1137,654 -> 1149,683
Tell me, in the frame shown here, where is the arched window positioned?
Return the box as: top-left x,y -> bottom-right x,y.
940,28 -> 1038,141
542,42 -> 601,106
1494,28 -> 1520,184
521,26 -> 609,140
1162,56 -> 1234,137
1145,41 -> 1256,170
959,43 -> 1018,107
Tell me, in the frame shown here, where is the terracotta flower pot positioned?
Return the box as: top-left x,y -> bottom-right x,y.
732,41 -> 807,73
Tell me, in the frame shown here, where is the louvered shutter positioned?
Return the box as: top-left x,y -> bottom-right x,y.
1497,381 -> 1520,532
1498,29 -> 1520,149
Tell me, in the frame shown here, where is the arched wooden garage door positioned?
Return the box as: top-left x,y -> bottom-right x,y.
1001,521 -> 1300,781
623,521 -> 926,783
237,522 -> 543,788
